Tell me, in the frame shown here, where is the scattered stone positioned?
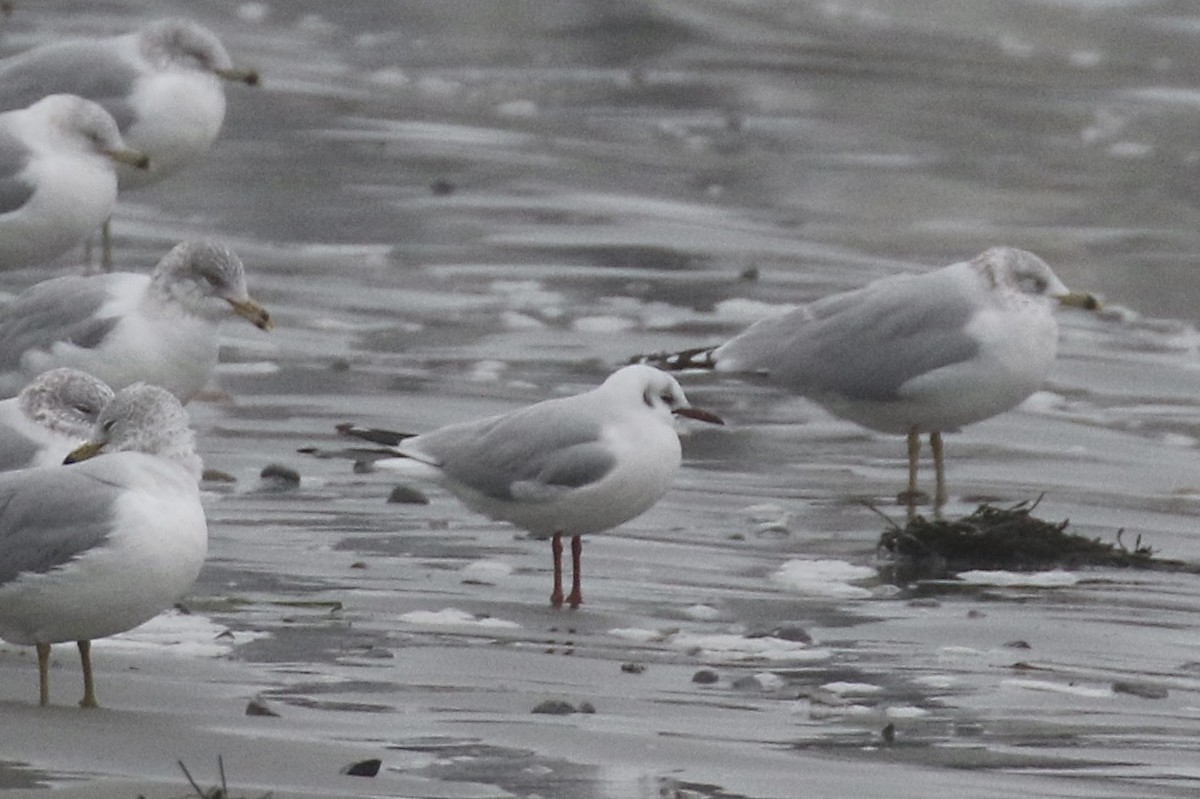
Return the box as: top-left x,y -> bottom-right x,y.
578,701 -> 596,714
620,662 -> 646,674
692,669 -> 719,685
201,468 -> 236,483
1004,640 -> 1032,649
342,758 -> 382,777
430,179 -> 456,196
387,484 -> 430,504
739,265 -> 760,281
350,561 -> 368,569
769,624 -> 812,644
245,697 -> 280,717
531,699 -> 577,715
259,463 -> 301,490
967,609 -> 986,619
1112,680 -> 1168,700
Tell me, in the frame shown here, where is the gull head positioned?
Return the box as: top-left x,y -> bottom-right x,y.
604,364 -> 724,427
154,241 -> 273,330
33,94 -> 148,169
140,19 -> 259,85
19,368 -> 114,437
975,246 -> 1101,311
65,383 -> 202,479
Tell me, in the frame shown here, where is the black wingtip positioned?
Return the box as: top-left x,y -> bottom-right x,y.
336,423 -> 415,447
630,346 -> 719,371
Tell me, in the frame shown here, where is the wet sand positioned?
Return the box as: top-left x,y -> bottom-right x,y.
3,1 -> 1200,797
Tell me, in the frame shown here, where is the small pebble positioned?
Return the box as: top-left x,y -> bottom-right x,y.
620,662 -> 646,674
387,484 -> 430,504
577,701 -> 596,714
245,698 -> 280,717
431,179 -> 456,196
259,463 -> 301,489
531,699 -> 576,715
342,759 -> 382,777
1004,640 -> 1031,649
201,468 -> 236,483
1112,681 -> 1168,700
770,625 -> 812,644
692,669 -> 719,685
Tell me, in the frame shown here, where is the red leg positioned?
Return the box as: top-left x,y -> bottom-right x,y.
566,535 -> 583,609
550,533 -> 564,608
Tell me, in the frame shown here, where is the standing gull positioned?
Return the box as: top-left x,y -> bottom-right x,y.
0,368 -> 114,472
0,18 -> 258,189
338,364 -> 723,609
637,247 -> 1101,515
0,18 -> 259,267
0,94 -> 147,270
0,240 -> 273,402
0,384 -> 206,708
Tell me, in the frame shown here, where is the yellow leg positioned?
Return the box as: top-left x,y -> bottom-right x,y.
930,431 -> 947,514
78,640 -> 98,709
101,219 -> 112,272
36,642 -> 51,707
905,427 -> 920,519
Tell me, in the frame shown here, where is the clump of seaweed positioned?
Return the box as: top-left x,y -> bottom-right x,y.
876,498 -> 1200,585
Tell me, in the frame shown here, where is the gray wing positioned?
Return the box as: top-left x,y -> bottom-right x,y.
715,272 -> 980,401
0,467 -> 117,586
0,126 -> 34,215
0,419 -> 40,472
0,40 -> 140,129
0,276 -> 120,372
404,401 -> 617,502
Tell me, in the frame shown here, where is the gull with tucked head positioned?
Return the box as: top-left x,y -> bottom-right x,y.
637,247 -> 1101,516
0,368 -> 114,472
0,240 -> 272,402
336,364 -> 723,609
0,94 -> 147,270
0,383 -> 206,708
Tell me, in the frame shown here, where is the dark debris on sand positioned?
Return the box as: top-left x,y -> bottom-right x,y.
877,499 -> 1200,585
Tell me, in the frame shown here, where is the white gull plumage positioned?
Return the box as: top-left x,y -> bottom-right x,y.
0,368 -> 114,472
0,240 -> 273,402
338,364 -> 723,608
638,247 -> 1100,515
0,383 -> 206,707
0,94 -> 146,270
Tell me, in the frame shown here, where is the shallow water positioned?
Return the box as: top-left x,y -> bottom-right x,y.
4,1 -> 1200,797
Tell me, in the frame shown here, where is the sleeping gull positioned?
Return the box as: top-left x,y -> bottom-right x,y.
636,247 -> 1101,516
338,364 -> 723,609
0,368 -> 114,472
0,383 -> 206,707
0,240 -> 273,402
0,94 -> 147,270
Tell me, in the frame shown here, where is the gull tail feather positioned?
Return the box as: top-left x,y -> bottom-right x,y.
336,423 -> 415,448
630,346 -> 719,372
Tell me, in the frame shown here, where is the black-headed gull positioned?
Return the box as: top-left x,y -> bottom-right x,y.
339,364 -> 723,609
